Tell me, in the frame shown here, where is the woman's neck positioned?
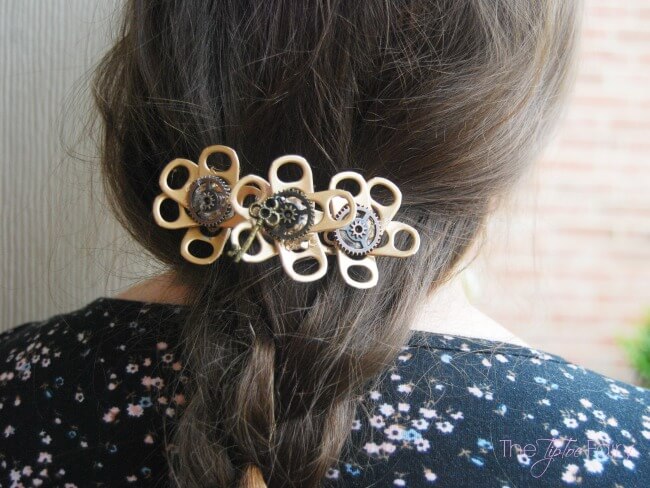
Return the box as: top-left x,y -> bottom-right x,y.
115,270 -> 526,346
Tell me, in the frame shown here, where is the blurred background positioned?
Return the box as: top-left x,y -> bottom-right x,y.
1,1 -> 649,384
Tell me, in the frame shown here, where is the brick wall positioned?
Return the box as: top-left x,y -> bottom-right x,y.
468,0 -> 650,384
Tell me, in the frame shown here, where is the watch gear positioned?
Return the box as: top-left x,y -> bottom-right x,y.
278,202 -> 299,225
187,175 -> 233,227
333,204 -> 383,257
249,189 -> 314,241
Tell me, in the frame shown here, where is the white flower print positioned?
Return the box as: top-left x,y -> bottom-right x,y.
561,464 -> 579,483
411,419 -> 429,430
593,410 -> 606,420
370,415 -> 386,429
363,442 -> 381,455
583,458 -> 603,474
384,424 -> 405,441
398,402 -> 410,412
379,403 -> 395,417
580,398 -> 593,408
380,442 -> 397,454
563,418 -> 578,429
397,383 -> 413,394
467,386 -> 483,398
415,438 -> 430,452
624,445 -> 639,458
586,430 -> 611,445
435,421 -> 454,434
325,468 -> 339,479
424,468 -> 437,481
419,407 -> 437,419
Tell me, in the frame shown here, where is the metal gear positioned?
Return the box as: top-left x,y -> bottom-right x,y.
278,202 -> 299,225
333,204 -> 383,257
250,189 -> 314,241
187,175 -> 233,227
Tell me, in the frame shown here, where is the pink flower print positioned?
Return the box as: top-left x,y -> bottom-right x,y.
156,342 -> 168,351
103,407 -> 120,423
38,452 -> 52,464
127,403 -> 144,417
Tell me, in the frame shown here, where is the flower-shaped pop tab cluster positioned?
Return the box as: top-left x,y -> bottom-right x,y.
229,155 -> 357,282
152,145 -> 259,265
323,171 -> 421,288
153,145 -> 421,287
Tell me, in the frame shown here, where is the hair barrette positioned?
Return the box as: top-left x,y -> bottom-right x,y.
152,145 -> 420,288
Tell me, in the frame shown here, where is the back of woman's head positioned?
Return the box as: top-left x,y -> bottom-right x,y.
93,1 -> 581,486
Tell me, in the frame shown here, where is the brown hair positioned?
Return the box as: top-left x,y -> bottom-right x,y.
93,1 -> 581,486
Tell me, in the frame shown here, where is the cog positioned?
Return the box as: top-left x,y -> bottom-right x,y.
187,175 -> 232,227
250,189 -> 314,241
333,204 -> 383,257
278,202 -> 299,225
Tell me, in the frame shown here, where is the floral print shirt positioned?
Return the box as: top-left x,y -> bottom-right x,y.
0,297 -> 648,487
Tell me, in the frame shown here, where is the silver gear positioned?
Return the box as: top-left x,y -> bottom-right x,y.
333,204 -> 383,256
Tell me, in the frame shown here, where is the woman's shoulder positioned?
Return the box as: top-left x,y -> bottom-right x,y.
0,297 -> 188,486
326,332 -> 650,486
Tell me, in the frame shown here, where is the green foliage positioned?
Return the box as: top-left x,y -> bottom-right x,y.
622,313 -> 650,388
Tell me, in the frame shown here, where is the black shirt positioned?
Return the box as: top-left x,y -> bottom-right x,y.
1,297 -> 648,487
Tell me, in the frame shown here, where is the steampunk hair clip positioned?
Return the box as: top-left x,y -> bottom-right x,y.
152,145 -> 420,288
